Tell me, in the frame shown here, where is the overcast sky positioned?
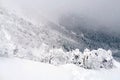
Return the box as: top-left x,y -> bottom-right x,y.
1,0 -> 120,31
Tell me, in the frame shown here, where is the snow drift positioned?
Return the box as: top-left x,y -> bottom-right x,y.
0,57 -> 120,80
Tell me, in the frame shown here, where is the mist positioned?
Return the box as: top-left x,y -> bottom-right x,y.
1,0 -> 120,32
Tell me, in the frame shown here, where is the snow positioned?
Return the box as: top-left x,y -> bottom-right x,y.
0,6 -> 120,80
2,28 -> 11,41
0,7 -> 118,70
0,57 -> 120,80
82,48 -> 113,69
31,47 -> 114,69
0,7 -> 82,60
0,57 -> 72,80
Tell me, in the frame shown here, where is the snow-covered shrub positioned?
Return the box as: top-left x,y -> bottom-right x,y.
49,48 -> 68,65
32,45 -> 68,65
48,48 -> 113,69
68,49 -> 84,67
31,44 -> 113,69
83,48 -> 113,69
31,43 -> 50,62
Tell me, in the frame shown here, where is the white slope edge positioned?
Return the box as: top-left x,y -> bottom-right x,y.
0,57 -> 120,80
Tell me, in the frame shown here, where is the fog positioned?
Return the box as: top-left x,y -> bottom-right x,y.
1,0 -> 120,32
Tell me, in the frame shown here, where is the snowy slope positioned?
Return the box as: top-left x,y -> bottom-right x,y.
58,14 -> 120,61
0,7 -> 79,58
0,57 -> 120,80
1,6 -> 119,58
0,7 -> 119,68
0,6 -> 120,80
59,14 -> 120,50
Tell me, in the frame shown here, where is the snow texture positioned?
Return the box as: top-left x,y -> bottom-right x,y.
0,7 -> 116,69
32,47 -> 114,69
0,57 -> 120,80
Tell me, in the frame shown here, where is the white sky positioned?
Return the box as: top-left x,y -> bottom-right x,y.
1,0 -> 120,31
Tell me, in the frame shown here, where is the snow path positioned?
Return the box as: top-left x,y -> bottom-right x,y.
0,57 -> 120,80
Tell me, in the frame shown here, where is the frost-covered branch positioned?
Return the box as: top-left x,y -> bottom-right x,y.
31,44 -> 113,69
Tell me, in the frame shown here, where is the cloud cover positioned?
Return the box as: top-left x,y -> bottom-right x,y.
1,0 -> 120,31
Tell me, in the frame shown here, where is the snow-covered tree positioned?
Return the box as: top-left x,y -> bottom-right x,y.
68,49 -> 84,67
83,48 -> 113,69
31,45 -> 114,69
49,48 -> 68,65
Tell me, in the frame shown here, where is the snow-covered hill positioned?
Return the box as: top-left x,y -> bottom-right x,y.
0,7 -> 80,58
0,7 -> 120,68
0,2 -> 120,80
0,57 -> 120,80
59,14 -> 120,50
58,14 -> 120,61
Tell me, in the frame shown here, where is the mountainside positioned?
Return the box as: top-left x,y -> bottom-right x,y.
0,7 -> 120,62
58,14 -> 120,61
0,7 -> 80,58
